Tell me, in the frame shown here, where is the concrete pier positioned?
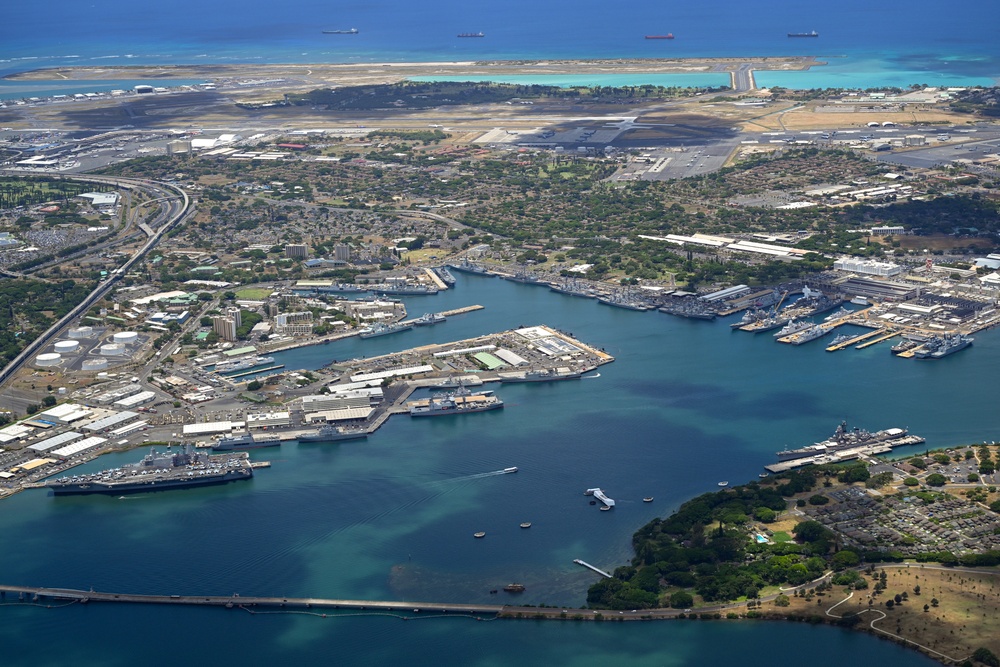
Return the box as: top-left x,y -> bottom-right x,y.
573,559 -> 613,578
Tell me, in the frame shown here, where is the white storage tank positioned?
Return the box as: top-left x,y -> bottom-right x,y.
113,331 -> 139,345
54,340 -> 80,353
83,358 -> 109,371
68,326 -> 94,339
36,353 -> 62,367
99,343 -> 125,356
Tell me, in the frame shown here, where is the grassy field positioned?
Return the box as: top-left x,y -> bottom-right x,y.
400,248 -> 448,264
235,288 -> 273,300
778,564 -> 1000,663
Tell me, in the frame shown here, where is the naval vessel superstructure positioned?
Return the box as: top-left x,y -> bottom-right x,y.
776,422 -> 915,462
43,445 -> 253,495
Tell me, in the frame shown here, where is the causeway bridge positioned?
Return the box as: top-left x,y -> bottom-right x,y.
0,585 -> 504,616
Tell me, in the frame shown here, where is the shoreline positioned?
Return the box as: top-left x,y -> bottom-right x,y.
3,56 -> 822,83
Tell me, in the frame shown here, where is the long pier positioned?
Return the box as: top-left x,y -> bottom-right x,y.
825,328 -> 886,352
573,559 -> 613,578
854,331 -> 900,350
0,585 -> 504,616
228,365 -> 285,378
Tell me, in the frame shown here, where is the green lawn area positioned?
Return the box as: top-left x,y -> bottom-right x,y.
235,288 -> 273,300
771,531 -> 792,543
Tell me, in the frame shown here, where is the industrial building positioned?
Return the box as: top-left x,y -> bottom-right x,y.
113,391 -> 157,409
82,411 -> 140,433
246,412 -> 291,429
834,257 -> 903,277
304,407 -> 375,424
94,384 -> 144,405
302,389 -> 381,412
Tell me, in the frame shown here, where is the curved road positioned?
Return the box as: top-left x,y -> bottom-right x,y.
0,175 -> 191,389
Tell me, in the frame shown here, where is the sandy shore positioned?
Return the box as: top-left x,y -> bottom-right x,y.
5,56 -> 822,85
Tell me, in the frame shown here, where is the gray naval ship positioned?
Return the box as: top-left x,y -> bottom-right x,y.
43,445 -> 253,496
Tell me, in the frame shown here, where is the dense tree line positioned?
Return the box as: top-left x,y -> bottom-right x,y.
0,278 -> 93,367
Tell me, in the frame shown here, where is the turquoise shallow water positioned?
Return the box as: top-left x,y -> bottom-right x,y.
0,274 -> 990,664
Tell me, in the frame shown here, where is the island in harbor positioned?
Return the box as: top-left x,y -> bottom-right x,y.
583,441 -> 1000,665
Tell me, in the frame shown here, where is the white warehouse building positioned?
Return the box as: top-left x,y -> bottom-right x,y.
834,257 -> 902,277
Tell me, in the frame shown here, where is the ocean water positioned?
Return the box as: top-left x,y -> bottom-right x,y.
2,0 -> 999,88
0,274 -> 991,665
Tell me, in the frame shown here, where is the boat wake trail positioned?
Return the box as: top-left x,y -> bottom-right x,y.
440,468 -> 518,483
582,373 -> 601,379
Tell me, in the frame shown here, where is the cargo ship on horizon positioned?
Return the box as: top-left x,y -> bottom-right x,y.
645,34 -> 674,39
323,28 -> 359,34
457,32 -> 485,38
788,31 -> 819,37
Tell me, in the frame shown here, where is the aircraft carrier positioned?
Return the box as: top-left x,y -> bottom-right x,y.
42,445 -> 253,495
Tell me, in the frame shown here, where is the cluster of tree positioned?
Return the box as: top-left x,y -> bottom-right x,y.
0,177 -> 104,209
0,278 -> 92,367
367,129 -> 448,144
585,470 -> 876,610
283,81 -> 717,112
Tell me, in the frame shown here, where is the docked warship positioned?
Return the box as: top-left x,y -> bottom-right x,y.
772,319 -> 812,338
212,432 -> 280,450
913,333 -> 974,359
43,445 -> 253,496
776,422 -> 916,463
447,258 -> 491,275
498,368 -> 582,383
298,425 -> 369,443
408,387 -> 504,416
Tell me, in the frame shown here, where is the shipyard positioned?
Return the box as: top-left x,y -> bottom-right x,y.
0,319 -> 613,499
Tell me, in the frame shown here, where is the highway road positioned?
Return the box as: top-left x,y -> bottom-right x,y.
0,176 -> 191,389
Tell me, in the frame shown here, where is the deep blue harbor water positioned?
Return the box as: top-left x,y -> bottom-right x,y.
0,273 -> 987,665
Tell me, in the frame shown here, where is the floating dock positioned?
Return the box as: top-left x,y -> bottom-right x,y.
573,559 -> 613,578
